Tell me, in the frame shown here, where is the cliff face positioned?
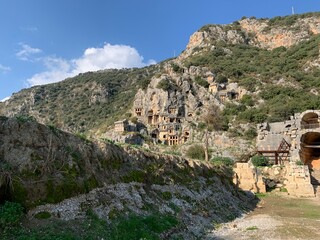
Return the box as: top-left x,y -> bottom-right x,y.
132,63 -> 216,123
240,16 -> 320,49
183,14 -> 320,58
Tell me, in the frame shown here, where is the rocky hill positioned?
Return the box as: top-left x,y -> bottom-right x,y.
1,11 -> 320,239
1,13 -> 320,139
0,66 -> 159,135
0,116 -> 255,239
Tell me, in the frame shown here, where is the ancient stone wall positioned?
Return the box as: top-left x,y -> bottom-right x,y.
257,110 -> 320,164
284,162 -> 315,197
234,162 -> 315,197
233,163 -> 266,193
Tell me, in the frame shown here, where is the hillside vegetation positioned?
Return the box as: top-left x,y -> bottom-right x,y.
186,34 -> 320,123
1,13 -> 320,135
0,66 -> 158,134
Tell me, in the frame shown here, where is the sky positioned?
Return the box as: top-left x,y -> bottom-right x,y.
0,0 -> 319,101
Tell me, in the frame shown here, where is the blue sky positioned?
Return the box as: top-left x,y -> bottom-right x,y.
0,0 -> 319,101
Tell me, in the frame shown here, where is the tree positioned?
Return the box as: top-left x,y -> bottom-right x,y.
216,75 -> 228,84
203,105 -> 223,162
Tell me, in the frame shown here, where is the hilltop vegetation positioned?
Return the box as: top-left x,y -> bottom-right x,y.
1,12 -> 320,132
185,25 -> 320,123
1,66 -> 158,134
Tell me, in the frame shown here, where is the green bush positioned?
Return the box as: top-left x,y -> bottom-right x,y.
186,145 -> 205,161
156,79 -> 171,91
215,75 -> 228,84
15,115 -> 36,123
211,156 -> 234,166
0,202 -> 24,229
244,128 -> 257,140
251,155 -> 268,167
161,191 -> 172,200
171,63 -> 183,73
195,76 -> 209,88
123,170 -> 146,183
240,94 -> 254,107
239,77 -> 259,92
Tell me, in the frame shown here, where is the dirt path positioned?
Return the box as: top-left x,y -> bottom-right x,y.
207,192 -> 320,240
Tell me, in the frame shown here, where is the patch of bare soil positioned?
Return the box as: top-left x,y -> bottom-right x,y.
207,192 -> 320,240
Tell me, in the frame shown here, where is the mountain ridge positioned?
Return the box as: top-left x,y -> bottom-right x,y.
1,12 -> 320,137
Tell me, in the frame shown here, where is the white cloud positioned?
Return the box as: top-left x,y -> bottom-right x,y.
73,44 -> 147,73
27,43 -> 156,86
27,57 -> 72,86
16,43 -> 42,61
0,64 -> 11,73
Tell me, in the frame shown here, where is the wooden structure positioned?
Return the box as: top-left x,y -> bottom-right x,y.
257,138 -> 291,165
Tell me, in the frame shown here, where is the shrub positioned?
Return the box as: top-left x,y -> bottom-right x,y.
240,94 -> 254,107
161,191 -> 172,200
239,77 -> 258,92
198,122 -> 207,130
171,63 -> 183,73
156,79 -> 171,91
186,145 -> 205,161
216,75 -> 228,84
140,78 -> 151,90
244,127 -> 257,140
211,156 -> 234,166
237,108 -> 268,123
15,115 -> 36,123
195,76 -> 209,88
130,116 -> 138,124
0,202 -> 24,229
251,155 -> 268,167
123,170 -> 146,183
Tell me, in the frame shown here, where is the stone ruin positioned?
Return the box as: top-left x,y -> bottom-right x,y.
232,110 -> 320,197
249,110 -> 320,197
257,110 -> 320,169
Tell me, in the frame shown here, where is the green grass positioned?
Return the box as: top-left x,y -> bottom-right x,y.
246,226 -> 258,231
1,205 -> 179,240
109,214 -> 178,240
255,192 -> 268,199
281,200 -> 320,219
34,211 -> 51,219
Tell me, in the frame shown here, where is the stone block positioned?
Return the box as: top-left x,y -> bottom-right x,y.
256,183 -> 266,193
242,163 -> 250,169
236,162 -> 243,169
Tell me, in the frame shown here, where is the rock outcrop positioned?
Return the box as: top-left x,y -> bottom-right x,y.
240,16 -> 320,49
182,14 -> 320,60
0,116 -> 257,238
